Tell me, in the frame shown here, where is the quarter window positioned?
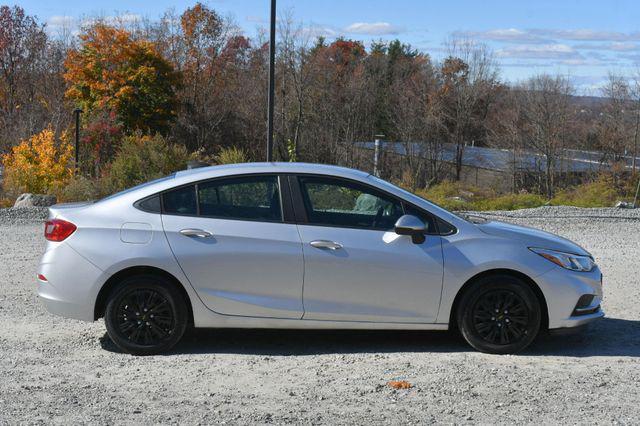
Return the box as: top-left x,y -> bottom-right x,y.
298,177 -> 404,230
197,175 -> 282,222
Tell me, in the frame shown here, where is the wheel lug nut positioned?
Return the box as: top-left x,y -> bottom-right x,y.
504,310 -> 508,314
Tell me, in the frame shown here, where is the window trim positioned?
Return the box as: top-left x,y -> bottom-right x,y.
145,173 -> 294,224
289,173 -> 456,236
133,171 -> 457,234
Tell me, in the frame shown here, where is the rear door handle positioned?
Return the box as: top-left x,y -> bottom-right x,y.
180,228 -> 213,238
310,240 -> 343,250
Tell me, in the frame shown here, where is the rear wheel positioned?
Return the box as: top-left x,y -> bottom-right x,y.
104,275 -> 188,355
457,275 -> 541,354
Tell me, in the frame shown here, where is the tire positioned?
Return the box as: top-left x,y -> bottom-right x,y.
104,274 -> 189,355
456,274 -> 541,354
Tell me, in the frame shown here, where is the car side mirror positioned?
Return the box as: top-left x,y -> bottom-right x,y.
394,214 -> 426,244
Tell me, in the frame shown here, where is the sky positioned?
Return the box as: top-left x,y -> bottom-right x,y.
14,0 -> 640,94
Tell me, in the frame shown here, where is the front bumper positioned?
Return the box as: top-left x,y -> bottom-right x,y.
535,265 -> 604,329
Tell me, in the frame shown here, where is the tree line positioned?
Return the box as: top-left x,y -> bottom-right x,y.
1,3 -> 639,200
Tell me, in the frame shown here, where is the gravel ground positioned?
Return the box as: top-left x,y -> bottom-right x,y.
1,206 -> 639,424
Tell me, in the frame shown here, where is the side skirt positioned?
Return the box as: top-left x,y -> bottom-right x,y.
193,313 -> 449,330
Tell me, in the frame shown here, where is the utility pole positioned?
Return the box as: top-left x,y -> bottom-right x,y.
266,0 -> 276,162
74,108 -> 82,173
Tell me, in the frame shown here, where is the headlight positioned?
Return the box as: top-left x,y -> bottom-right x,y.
529,247 -> 595,272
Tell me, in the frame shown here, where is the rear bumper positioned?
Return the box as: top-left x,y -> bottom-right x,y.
37,242 -> 103,322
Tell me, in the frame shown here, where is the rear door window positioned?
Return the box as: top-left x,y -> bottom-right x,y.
163,185 -> 197,215
197,175 -> 282,222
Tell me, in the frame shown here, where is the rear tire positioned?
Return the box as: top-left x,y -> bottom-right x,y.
456,274 -> 541,354
104,274 -> 188,355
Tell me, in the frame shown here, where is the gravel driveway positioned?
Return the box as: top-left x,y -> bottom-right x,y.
1,206 -> 639,424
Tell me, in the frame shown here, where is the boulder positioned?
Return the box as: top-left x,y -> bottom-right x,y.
13,193 -> 57,208
614,200 -> 634,209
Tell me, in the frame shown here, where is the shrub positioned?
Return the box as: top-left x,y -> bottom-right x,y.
411,180 -> 546,211
551,176 -> 619,208
1,127 -> 74,197
57,175 -> 100,202
80,110 -> 124,176
100,133 -> 191,195
215,146 -> 248,165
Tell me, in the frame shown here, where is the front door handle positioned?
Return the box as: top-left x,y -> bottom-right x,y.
180,228 -> 213,238
310,240 -> 343,250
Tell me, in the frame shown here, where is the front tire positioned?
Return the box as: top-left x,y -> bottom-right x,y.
104,275 -> 188,355
457,275 -> 541,354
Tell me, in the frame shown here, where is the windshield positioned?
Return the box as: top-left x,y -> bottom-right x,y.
96,174 -> 176,203
366,175 -> 472,223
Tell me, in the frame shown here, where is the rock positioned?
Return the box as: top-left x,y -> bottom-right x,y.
13,193 -> 56,208
614,201 -> 634,209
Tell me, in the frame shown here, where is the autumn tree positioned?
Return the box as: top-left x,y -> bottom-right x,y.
64,23 -> 180,134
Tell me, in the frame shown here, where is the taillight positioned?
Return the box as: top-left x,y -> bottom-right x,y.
44,219 -> 77,242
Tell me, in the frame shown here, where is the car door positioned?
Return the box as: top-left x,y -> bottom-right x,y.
161,174 -> 304,319
292,175 -> 444,323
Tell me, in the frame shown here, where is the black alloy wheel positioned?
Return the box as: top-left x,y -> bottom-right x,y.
471,289 -> 530,345
116,288 -> 174,346
457,275 -> 541,354
105,275 -> 188,355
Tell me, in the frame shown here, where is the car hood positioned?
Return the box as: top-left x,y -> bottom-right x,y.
476,220 -> 591,257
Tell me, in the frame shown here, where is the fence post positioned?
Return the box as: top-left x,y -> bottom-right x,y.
634,175 -> 640,208
373,135 -> 384,177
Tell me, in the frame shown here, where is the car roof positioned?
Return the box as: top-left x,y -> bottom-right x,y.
96,162 -> 372,205
175,162 -> 371,180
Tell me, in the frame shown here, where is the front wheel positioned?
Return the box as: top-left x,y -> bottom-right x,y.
457,275 -> 541,354
104,275 -> 189,355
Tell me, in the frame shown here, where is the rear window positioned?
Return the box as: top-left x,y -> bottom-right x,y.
98,174 -> 176,203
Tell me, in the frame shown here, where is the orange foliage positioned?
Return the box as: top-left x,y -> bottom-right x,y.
1,127 -> 74,195
64,23 -> 180,134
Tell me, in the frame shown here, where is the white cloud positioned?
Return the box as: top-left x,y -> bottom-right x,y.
343,22 -> 404,35
453,28 -> 550,44
46,15 -> 77,34
300,25 -> 338,39
496,43 -> 582,60
574,42 -> 640,52
455,28 -> 640,45
81,13 -> 142,28
246,15 -> 266,24
530,29 -> 640,42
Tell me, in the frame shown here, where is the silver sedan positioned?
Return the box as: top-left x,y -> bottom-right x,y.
37,163 -> 603,355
